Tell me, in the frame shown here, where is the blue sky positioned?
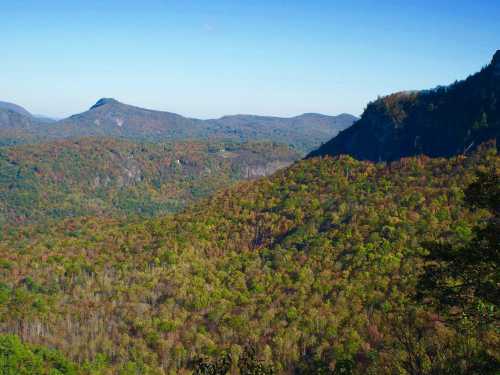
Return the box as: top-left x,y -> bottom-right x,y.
1,0 -> 499,118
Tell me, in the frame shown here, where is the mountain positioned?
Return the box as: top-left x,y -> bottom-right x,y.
33,114 -> 59,123
309,51 -> 500,161
0,101 -> 32,117
0,98 -> 357,152
0,105 -> 39,147
3,52 -> 499,375
0,101 -> 57,146
48,99 -> 356,152
0,137 -> 299,225
0,145 -> 497,373
205,112 -> 357,152
35,98 -> 208,146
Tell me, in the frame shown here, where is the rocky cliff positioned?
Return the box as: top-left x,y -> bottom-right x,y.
309,51 -> 500,161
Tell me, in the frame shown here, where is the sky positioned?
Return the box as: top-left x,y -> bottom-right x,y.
1,0 -> 499,119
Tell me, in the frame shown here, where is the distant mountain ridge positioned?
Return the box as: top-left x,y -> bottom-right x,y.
0,101 -> 58,146
0,104 -> 40,146
0,98 -> 357,152
309,50 -> 500,161
0,101 -> 32,117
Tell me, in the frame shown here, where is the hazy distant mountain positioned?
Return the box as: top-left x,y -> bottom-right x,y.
0,104 -> 39,146
0,102 -> 58,146
33,114 -> 59,123
0,101 -> 32,117
0,97 -> 357,152
206,112 -> 357,152
309,51 -> 500,161
45,98 -> 210,140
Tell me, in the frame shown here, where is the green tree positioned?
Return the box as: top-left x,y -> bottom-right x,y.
417,168 -> 499,323
192,346 -> 274,375
0,334 -> 78,375
414,168 -> 499,374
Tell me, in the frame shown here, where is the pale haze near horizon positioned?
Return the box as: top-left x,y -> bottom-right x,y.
1,0 -> 499,119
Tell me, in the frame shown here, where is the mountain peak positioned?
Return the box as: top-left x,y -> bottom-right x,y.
0,101 -> 32,117
308,52 -> 500,161
492,50 -> 500,77
492,50 -> 500,64
90,98 -> 120,110
297,113 -> 324,118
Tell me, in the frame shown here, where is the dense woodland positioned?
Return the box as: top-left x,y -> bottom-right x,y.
310,51 -> 500,161
1,50 -> 499,375
0,144 -> 497,374
0,138 -> 298,226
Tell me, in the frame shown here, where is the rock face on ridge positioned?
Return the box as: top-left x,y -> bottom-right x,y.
309,51 -> 500,161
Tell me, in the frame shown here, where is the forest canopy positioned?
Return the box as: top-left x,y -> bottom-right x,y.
0,144 -> 497,374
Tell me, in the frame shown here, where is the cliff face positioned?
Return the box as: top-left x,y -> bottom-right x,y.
309,51 -> 500,161
243,160 -> 294,178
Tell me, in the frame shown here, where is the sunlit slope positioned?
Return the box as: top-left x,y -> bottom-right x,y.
0,146 -> 497,372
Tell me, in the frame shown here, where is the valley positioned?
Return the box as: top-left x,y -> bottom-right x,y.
0,15 -> 498,372
0,145 -> 497,373
0,138 -> 299,225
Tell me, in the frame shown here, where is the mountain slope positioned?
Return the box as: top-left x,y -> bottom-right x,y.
0,107 -> 40,146
45,98 -> 207,140
0,98 -> 357,152
49,99 -> 356,152
0,145 -> 497,373
309,51 -> 500,161
205,112 -> 357,152
0,137 -> 299,225
0,101 -> 32,117
0,102 -> 57,146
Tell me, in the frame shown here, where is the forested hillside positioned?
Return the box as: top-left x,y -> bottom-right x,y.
0,101 -> 56,147
309,51 -> 500,161
0,144 -> 497,374
0,107 -> 40,147
0,138 -> 299,225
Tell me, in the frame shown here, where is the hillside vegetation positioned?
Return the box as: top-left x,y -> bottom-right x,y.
0,138 -> 299,225
0,109 -> 40,147
0,145 -> 497,374
310,51 -> 500,161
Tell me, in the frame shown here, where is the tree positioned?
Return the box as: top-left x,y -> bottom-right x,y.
192,346 -> 274,375
417,168 -> 499,322
415,168 -> 499,373
0,334 -> 78,375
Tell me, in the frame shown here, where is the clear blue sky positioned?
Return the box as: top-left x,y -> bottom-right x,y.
1,0 -> 499,119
